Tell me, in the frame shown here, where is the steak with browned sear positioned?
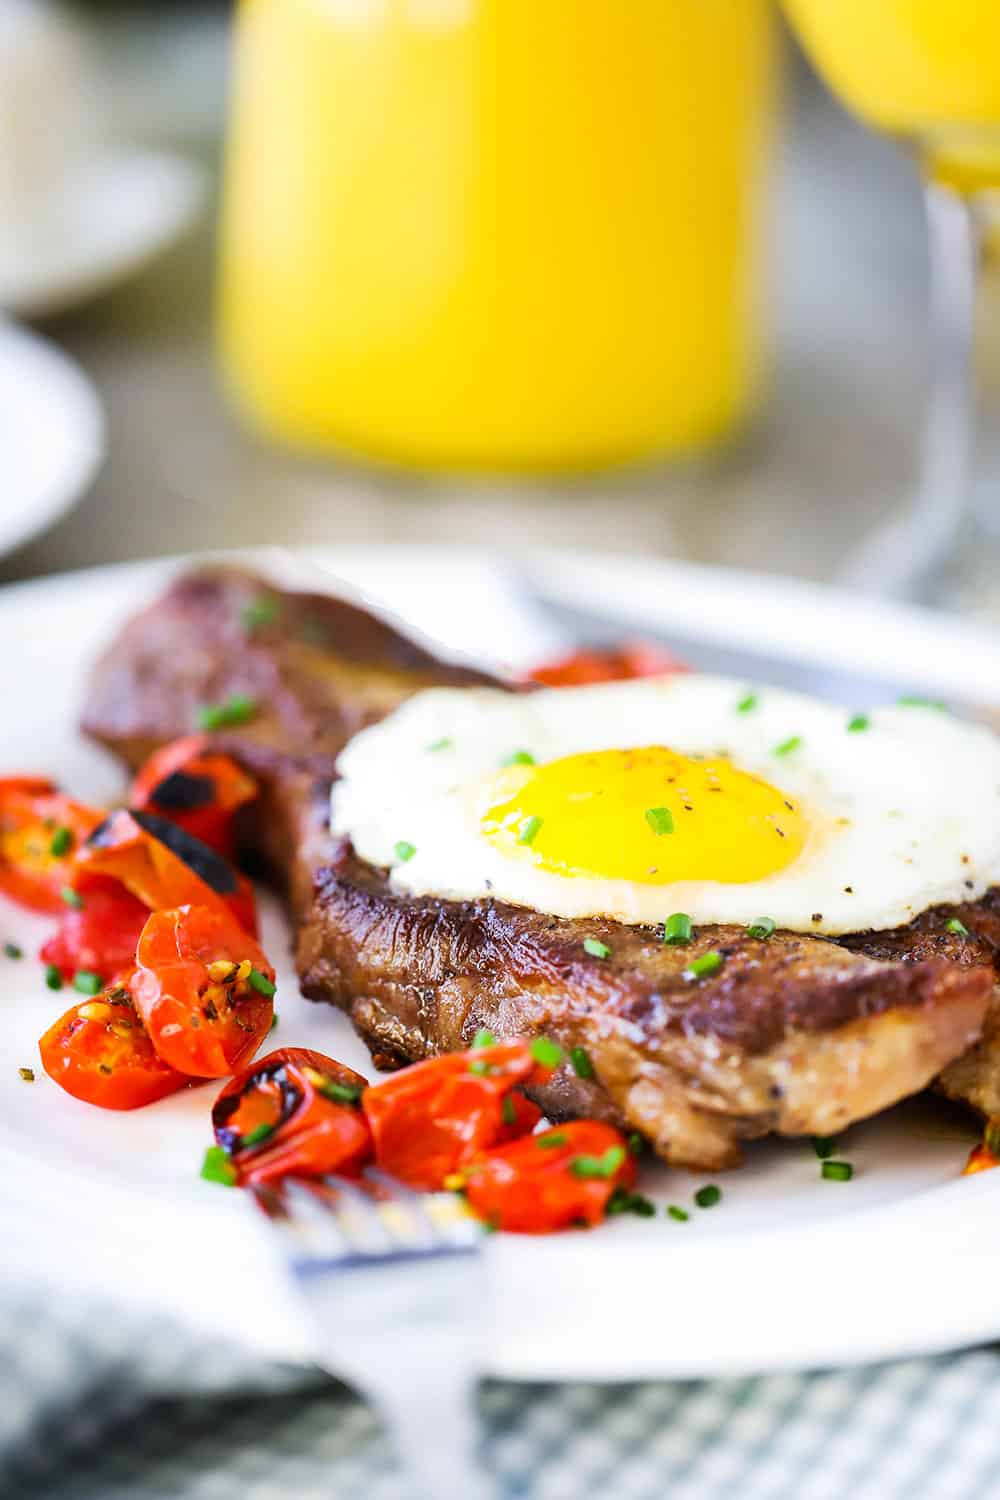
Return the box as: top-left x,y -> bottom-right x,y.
81,568 -> 996,1169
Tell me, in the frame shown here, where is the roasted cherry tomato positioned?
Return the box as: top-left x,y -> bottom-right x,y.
495,1090 -> 544,1143
963,1145 -> 998,1175
962,1118 -> 1000,1176
39,876 -> 150,984
527,642 -> 686,688
0,778 -> 104,913
462,1121 -> 636,1233
130,737 -> 257,858
38,980 -> 188,1110
362,1038 -> 556,1191
212,1047 -> 373,1187
74,808 -> 258,937
131,904 -> 275,1077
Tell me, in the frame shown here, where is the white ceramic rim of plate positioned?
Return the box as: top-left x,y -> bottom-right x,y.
0,321 -> 104,557
2,544 -> 999,1383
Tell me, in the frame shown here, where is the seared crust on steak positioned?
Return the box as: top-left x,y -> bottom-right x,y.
81,568 -> 996,1168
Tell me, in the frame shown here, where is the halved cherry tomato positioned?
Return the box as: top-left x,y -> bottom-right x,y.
131,904 -> 275,1077
963,1144 -> 998,1175
38,980 -> 188,1110
212,1047 -> 373,1187
39,876 -> 150,984
74,808 -> 258,937
130,737 -> 257,858
962,1118 -> 1000,1175
0,779 -> 104,913
527,642 -> 686,688
462,1121 -> 636,1233
362,1039 -> 556,1191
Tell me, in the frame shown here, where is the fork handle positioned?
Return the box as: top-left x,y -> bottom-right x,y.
365,1364 -> 496,1500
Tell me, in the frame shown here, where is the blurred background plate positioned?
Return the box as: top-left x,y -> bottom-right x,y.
0,320 -> 104,557
0,149 -> 206,319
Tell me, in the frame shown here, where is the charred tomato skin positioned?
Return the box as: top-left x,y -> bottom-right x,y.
212,1047 -> 372,1186
130,736 -> 257,857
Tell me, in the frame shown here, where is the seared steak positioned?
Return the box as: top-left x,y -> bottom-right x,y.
81,568 -> 996,1168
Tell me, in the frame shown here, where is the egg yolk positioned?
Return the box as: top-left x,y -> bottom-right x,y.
480,747 -> 807,885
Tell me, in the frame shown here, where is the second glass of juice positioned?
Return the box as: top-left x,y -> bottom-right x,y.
219,0 -> 777,475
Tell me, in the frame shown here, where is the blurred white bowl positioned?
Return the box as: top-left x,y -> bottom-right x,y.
0,0 -> 205,317
0,320 -> 104,555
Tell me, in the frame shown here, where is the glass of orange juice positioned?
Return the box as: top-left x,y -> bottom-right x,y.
782,0 -> 1000,608
218,0 -> 776,475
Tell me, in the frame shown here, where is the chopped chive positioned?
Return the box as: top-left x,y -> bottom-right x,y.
73,970 -> 103,996
242,1123 -> 275,1148
318,1079 -> 363,1105
606,1189 -> 656,1218
469,1059 -> 493,1076
847,714 -> 870,734
736,693 -> 759,714
694,1184 -> 722,1209
821,1160 -> 854,1182
502,749 -> 536,767
501,1095 -> 517,1126
583,937 -> 610,960
627,1132 -> 644,1157
60,886 -> 84,910
536,1131 -> 568,1149
569,1145 -> 626,1180
394,840 -> 417,863
946,917 -> 970,937
18,1066 -> 35,1083
270,1012 -> 279,1032
196,694 -> 258,731
518,815 -> 543,846
44,964 -> 63,991
898,695 -> 946,711
569,1046 -> 595,1080
812,1136 -> 838,1159
247,968 -> 276,998
684,951 -> 724,981
3,942 -> 22,960
645,806 -> 675,837
427,737 -> 453,753
773,736 -> 802,758
747,916 -> 776,940
530,1036 -> 563,1069
49,826 -> 73,857
472,1028 -> 495,1049
667,1204 -> 690,1222
241,595 -> 279,633
663,912 -> 693,946
200,1145 -> 238,1187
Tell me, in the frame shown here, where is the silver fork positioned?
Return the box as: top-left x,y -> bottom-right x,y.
253,1168 -> 496,1500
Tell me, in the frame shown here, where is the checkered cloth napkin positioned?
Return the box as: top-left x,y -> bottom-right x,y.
4,1280 -> 1000,1500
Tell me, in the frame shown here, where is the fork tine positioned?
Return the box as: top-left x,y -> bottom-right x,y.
361,1168 -> 484,1251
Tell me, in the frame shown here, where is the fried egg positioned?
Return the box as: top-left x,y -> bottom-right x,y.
331,675 -> 1000,935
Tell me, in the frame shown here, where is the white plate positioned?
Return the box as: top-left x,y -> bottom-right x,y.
0,321 -> 103,557
3,546 -> 1000,1383
0,149 -> 205,318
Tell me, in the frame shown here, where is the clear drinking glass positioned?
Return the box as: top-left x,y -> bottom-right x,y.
781,0 -> 1000,615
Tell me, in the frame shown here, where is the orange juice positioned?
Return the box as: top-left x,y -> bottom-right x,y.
219,0 -> 776,474
784,0 -> 1000,132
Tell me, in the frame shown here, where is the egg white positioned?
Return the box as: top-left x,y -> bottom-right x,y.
331,675 -> 1000,935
